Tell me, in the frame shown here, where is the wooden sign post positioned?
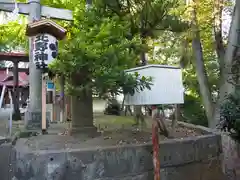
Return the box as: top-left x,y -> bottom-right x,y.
26,19 -> 67,133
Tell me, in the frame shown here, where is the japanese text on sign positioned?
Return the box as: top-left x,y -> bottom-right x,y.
33,34 -> 58,69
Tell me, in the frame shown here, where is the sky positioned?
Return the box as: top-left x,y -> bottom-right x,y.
222,2 -> 234,38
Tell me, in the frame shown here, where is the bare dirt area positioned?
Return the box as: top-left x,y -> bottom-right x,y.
17,114 -> 206,151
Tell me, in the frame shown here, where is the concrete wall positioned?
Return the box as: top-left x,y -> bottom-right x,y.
0,140 -> 15,180
222,134 -> 240,180
0,123 -> 224,180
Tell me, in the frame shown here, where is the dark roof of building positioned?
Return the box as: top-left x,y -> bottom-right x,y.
0,52 -> 29,62
0,70 -> 28,87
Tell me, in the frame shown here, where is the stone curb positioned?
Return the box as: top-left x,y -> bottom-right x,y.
11,120 -> 224,180
173,120 -> 220,134
11,130 -> 39,145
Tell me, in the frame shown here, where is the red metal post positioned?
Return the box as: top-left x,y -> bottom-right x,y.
152,106 -> 160,180
42,74 -> 47,133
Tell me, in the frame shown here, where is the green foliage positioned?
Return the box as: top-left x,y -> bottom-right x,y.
50,2 -> 152,97
181,94 -> 208,127
118,72 -> 152,96
148,0 -> 224,127
220,88 -> 240,141
0,15 -> 27,67
98,0 -> 189,43
0,15 -> 27,51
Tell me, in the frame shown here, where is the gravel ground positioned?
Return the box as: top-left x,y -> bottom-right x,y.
17,120 -> 204,151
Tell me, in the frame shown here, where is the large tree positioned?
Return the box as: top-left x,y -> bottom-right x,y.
51,1 -> 151,133
134,0 -> 237,128
187,0 -> 239,128
99,0 -> 188,124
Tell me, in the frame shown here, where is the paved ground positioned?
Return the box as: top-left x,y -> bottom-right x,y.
0,108 -> 24,137
0,108 -> 13,119
0,120 -> 9,137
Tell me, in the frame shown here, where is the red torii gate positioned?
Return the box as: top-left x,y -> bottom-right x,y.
0,52 -> 29,120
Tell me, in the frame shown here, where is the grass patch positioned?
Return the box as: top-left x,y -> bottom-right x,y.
94,114 -> 135,129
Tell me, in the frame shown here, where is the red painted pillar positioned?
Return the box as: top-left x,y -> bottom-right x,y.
42,74 -> 47,133
152,105 -> 160,180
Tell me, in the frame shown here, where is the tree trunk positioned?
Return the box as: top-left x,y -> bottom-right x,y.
133,13 -> 147,125
191,0 -> 214,127
214,0 -> 225,79
121,95 -> 125,110
124,106 -> 133,116
69,0 -> 97,134
121,96 -> 133,116
171,104 -> 180,136
223,1 -> 240,94
133,53 -> 146,124
212,0 -> 225,127
213,1 -> 240,127
70,68 -> 96,133
214,0 -> 225,91
59,75 -> 65,123
188,0 -> 240,128
70,88 -> 96,133
13,62 -> 21,121
152,107 -> 169,138
133,105 -> 144,123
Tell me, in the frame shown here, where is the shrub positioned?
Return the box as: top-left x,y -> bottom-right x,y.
181,94 -> 208,127
104,98 -> 121,116
220,90 -> 240,141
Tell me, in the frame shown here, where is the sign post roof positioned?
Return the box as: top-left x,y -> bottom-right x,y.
26,19 -> 67,40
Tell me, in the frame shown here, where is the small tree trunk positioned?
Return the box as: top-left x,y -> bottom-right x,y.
212,0 -> 226,127
152,107 -> 169,138
124,106 -> 133,116
59,75 -> 65,123
121,95 -> 125,111
214,0 -> 225,78
191,0 -> 214,127
133,17 -> 147,124
223,1 -> 240,95
171,104 -> 180,136
214,1 -> 240,127
13,62 -> 21,121
121,96 -> 132,116
133,105 -> 145,125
